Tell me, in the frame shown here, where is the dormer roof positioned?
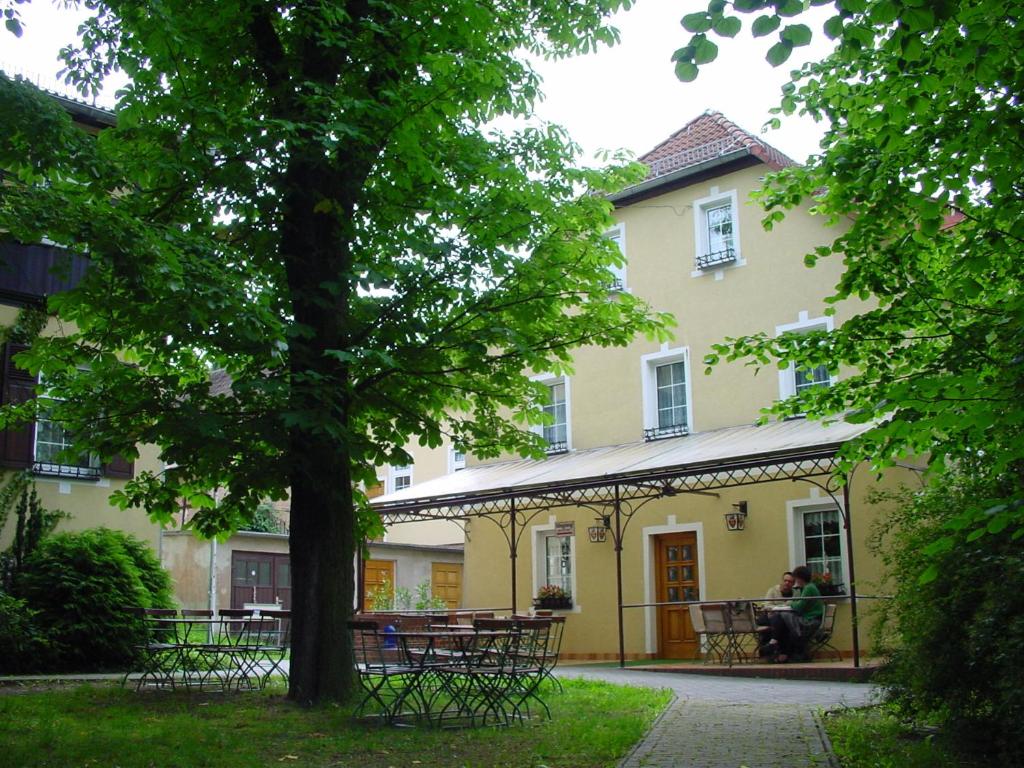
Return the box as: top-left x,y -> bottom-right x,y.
639,110 -> 796,179
610,110 -> 798,205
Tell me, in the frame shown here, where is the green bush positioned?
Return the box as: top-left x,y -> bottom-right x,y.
14,527 -> 174,672
869,472 -> 1024,764
0,591 -> 49,674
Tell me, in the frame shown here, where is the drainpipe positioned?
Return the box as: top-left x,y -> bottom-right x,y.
208,537 -> 218,642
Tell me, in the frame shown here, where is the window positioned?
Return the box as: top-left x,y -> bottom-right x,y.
693,190 -> 741,271
775,312 -> 835,401
532,522 -> 576,605
605,223 -> 627,291
543,534 -> 573,595
390,464 -> 412,493
449,447 -> 466,472
0,344 -> 132,480
641,348 -> 692,441
531,375 -> 571,453
787,500 -> 847,595
33,401 -> 101,479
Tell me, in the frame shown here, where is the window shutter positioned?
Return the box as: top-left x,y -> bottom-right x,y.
0,343 -> 36,469
103,453 -> 134,479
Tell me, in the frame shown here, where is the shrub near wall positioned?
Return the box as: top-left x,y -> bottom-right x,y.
14,528 -> 174,672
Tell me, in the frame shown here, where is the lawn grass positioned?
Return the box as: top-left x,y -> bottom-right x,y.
824,705 -> 988,768
0,678 -> 671,768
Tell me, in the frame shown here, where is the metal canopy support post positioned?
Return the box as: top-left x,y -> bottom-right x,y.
509,498 -> 517,613
843,482 -> 861,668
613,484 -> 626,668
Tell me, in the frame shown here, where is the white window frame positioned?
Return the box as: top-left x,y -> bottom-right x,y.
388,464 -> 413,493
32,376 -> 101,480
605,222 -> 627,291
530,373 -> 571,453
775,312 -> 836,401
640,346 -> 694,440
448,446 -> 466,473
691,188 -> 743,275
786,497 -> 849,595
531,516 -> 578,611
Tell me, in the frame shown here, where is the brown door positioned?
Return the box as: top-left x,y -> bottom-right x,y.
363,559 -> 395,609
656,532 -> 700,659
231,552 -> 291,610
431,562 -> 462,609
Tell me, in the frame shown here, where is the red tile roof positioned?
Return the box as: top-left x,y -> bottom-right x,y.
639,111 -> 797,180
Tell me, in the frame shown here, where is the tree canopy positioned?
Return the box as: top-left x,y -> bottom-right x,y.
679,0 -> 1024,547
0,0 -> 670,702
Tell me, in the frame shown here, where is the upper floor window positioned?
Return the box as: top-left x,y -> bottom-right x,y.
775,312 -> 835,402
605,223 -> 627,291
693,189 -> 742,272
34,403 -> 101,479
641,347 -> 692,441
390,464 -> 412,493
449,447 -> 466,472
531,374 -> 570,454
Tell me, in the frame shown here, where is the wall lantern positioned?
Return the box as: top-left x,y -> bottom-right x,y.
724,501 -> 748,532
588,514 -> 611,543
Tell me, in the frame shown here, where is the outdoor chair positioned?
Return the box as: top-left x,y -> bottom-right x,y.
506,617 -> 553,721
725,601 -> 760,664
124,607 -> 181,691
349,619 -> 426,724
255,609 -> 291,687
806,603 -> 842,662
692,604 -> 728,664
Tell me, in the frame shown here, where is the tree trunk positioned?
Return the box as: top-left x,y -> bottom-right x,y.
287,447 -> 357,704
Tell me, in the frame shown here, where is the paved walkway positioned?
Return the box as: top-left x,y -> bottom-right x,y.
558,666 -> 876,768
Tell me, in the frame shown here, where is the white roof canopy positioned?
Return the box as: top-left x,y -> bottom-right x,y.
372,418 -> 872,521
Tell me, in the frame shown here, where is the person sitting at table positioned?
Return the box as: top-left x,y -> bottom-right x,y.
764,565 -> 823,663
765,571 -> 796,602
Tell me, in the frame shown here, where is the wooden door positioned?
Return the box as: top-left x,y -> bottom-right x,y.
231,552 -> 291,610
363,559 -> 395,609
655,532 -> 700,659
431,562 -> 462,609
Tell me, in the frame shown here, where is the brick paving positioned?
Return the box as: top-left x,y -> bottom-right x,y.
558,666 -> 875,768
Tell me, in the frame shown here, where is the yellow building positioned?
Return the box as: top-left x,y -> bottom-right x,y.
374,112 -> 912,661
0,254 -> 163,554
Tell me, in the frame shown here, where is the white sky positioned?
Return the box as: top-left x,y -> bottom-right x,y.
0,0 -> 835,162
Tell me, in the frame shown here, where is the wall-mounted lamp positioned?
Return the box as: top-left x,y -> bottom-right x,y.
724,501 -> 748,532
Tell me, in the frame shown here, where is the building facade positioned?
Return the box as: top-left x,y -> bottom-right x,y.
375,112 -> 911,660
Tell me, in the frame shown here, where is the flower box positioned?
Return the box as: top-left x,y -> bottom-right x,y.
533,595 -> 572,610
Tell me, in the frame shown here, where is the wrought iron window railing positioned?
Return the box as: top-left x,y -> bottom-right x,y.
695,247 -> 737,271
643,424 -> 689,442
544,440 -> 568,455
32,462 -> 102,480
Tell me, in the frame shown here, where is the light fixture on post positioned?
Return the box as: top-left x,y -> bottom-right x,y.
724,501 -> 748,532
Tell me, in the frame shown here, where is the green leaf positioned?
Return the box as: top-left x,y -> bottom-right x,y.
671,45 -> 695,63
675,61 -> 700,82
869,1 -> 899,24
4,18 -> 22,37
917,563 -> 939,585
775,0 -> 804,18
781,23 -> 812,47
693,36 -> 719,65
681,12 -> 713,33
734,0 -> 765,10
751,14 -> 781,38
823,15 -> 844,40
713,16 -> 743,38
766,39 -> 793,66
